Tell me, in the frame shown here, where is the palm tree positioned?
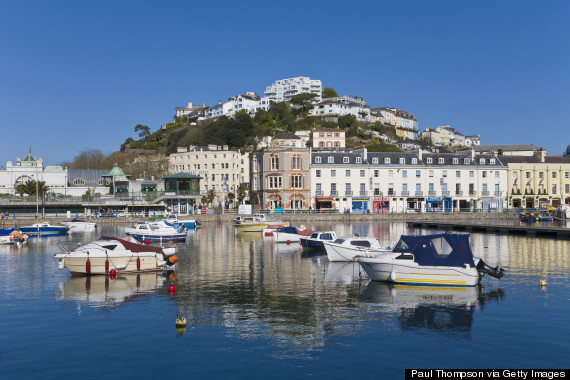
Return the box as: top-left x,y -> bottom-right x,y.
15,180 -> 49,196
226,192 -> 235,208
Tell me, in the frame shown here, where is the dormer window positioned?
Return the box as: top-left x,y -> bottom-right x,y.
399,158 -> 405,164
315,157 -> 322,163
479,158 -> 485,165
464,158 -> 470,164
412,158 -> 417,164
384,158 -> 391,164
438,158 -> 444,164
427,158 -> 433,164
343,157 -> 349,163
372,158 -> 378,164
356,157 -> 362,163
490,158 -> 496,164
328,156 -> 334,163
453,158 -> 458,164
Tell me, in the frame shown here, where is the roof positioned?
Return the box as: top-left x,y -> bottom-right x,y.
274,133 -> 300,140
161,173 -> 202,179
105,166 -> 128,177
544,155 -> 570,164
474,144 -> 540,152
393,234 -> 475,268
498,156 -> 541,164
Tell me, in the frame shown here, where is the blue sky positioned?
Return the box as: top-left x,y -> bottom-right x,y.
1,0 -> 568,166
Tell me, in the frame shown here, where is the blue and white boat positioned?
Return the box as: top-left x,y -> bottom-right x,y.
124,221 -> 187,242
357,233 -> 505,286
166,214 -> 200,229
0,228 -> 21,236
300,231 -> 338,249
19,222 -> 68,236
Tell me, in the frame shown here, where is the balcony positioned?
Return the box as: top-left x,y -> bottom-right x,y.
359,191 -> 367,196
481,191 -> 490,196
469,191 -> 477,196
315,191 -> 323,197
387,190 -> 395,196
345,191 -> 353,196
401,191 -> 409,196
415,191 -> 423,196
455,191 -> 463,196
428,191 -> 436,196
494,191 -> 502,196
330,191 -> 338,196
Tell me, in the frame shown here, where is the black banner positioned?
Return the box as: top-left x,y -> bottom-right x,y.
405,369 -> 568,380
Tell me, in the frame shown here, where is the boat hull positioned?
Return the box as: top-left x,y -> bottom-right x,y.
58,255 -> 172,276
19,226 -> 68,235
64,223 -> 97,233
358,258 -> 480,286
125,232 -> 187,242
324,242 -> 389,262
235,222 -> 290,233
300,238 -> 325,249
273,231 -> 302,243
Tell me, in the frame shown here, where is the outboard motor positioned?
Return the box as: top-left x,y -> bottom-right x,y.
476,259 -> 505,279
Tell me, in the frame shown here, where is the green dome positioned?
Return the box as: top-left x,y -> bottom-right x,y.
107,166 -> 127,177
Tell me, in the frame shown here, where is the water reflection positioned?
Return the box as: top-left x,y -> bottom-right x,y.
359,282 -> 505,340
57,272 -> 169,307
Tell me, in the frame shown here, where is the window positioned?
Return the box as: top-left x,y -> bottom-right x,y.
388,183 -> 394,195
360,183 -> 365,195
482,171 -> 487,178
343,157 -> 349,163
402,170 -> 407,178
416,170 -> 421,178
331,183 -> 337,195
429,170 -> 434,178
412,158 -> 417,164
388,170 -> 394,178
211,163 -> 215,169
438,158 -> 444,164
429,183 -> 434,194
319,142 -> 324,148
539,172 -> 544,179
552,184 -> 557,194
469,183 -> 475,195
426,158 -> 433,164
479,158 -> 485,165
416,183 -> 421,194
292,155 -> 301,170
566,172 -> 570,179
271,156 -> 279,170
469,171 -> 474,178
384,157 -> 391,164
482,184 -> 488,194
495,184 -> 500,195
345,183 -> 351,195
346,170 -> 351,177
374,170 -> 379,178
335,133 -> 339,137
456,171 -> 461,178
399,158 -> 405,164
464,158 -> 470,164
490,158 -> 496,164
453,158 -> 458,164
291,175 -> 303,189
212,174 -> 215,181
566,184 -> 570,193
328,156 -> 334,163
402,183 -> 408,195
495,171 -> 500,179
552,172 -> 557,179
316,170 -> 321,178
526,172 -> 531,179
331,170 -> 336,177
315,156 -> 321,163
360,170 -> 365,177
356,157 -> 362,163
73,178 -> 85,185
372,157 -> 378,164
316,183 -> 322,195
268,176 -> 282,189
442,170 -> 447,178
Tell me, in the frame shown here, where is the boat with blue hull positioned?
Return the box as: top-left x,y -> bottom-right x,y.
300,231 -> 338,249
19,222 -> 68,236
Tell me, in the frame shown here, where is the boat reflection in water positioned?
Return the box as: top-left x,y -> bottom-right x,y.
57,272 -> 173,307
359,281 -> 504,339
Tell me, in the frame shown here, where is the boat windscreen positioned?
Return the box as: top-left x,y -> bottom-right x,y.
333,238 -> 345,244
321,233 -> 333,240
310,233 -> 319,238
392,239 -> 409,252
350,240 -> 371,248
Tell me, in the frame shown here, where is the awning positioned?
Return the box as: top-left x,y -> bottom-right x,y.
316,197 -> 334,202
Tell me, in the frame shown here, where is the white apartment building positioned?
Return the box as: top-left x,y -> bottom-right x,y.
169,145 -> 250,206
420,125 -> 477,147
264,76 -> 322,103
310,149 -> 507,213
204,92 -> 271,120
310,100 -> 371,122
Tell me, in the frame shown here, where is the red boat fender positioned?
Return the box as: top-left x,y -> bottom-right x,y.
105,258 -> 109,273
286,240 -> 290,245
137,256 -> 141,271
109,269 -> 117,279
86,257 -> 91,274
168,282 -> 176,295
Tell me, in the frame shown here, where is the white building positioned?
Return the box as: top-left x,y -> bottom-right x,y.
174,102 -> 206,121
169,145 -> 250,206
264,76 -> 322,103
310,149 -> 507,213
310,100 -> 371,122
420,125 -> 475,147
204,92 -> 270,120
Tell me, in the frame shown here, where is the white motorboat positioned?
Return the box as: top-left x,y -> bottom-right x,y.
357,233 -> 505,287
54,236 -> 178,275
62,219 -> 97,233
273,225 -> 313,243
300,231 -> 338,249
323,236 -> 391,262
233,215 -> 290,233
124,220 -> 187,242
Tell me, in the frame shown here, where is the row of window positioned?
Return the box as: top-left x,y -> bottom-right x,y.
314,183 -> 501,196
265,175 -> 304,190
72,178 -> 110,186
314,156 -> 494,165
315,169 -> 500,179
514,184 -> 570,195
513,171 -> 570,179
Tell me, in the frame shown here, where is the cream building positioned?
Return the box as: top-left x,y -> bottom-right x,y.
264,76 -> 322,103
500,150 -> 570,208
169,145 -> 250,206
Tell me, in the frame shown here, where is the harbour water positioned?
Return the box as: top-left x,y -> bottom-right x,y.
0,221 -> 568,378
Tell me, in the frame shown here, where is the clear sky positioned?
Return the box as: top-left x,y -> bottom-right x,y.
1,0 -> 568,166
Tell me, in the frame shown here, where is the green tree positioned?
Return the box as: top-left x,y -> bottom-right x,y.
236,184 -> 247,204
206,189 -> 216,205
121,137 -> 135,152
322,87 -> 338,98
15,180 -> 49,196
289,93 -> 317,112
338,114 -> 357,130
226,192 -> 235,208
135,124 -> 151,138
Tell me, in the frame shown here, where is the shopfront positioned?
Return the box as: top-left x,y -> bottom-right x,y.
351,197 -> 370,213
315,197 -> 334,210
426,196 -> 453,212
406,197 -> 424,212
372,197 -> 390,213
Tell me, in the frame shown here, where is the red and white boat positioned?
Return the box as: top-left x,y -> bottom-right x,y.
54,236 -> 178,276
273,225 -> 313,243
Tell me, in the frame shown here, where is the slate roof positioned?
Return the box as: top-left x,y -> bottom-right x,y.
274,133 -> 300,140
474,144 -> 540,152
498,156 -> 541,164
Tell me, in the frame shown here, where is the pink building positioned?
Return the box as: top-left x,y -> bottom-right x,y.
312,128 -> 345,150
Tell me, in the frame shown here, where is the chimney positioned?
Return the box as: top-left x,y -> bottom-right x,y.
418,149 -> 423,161
498,149 -> 503,156
537,148 -> 546,162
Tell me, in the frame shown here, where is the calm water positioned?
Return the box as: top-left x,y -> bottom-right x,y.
0,221 -> 568,379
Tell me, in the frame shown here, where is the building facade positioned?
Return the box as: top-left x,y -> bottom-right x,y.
264,76 -> 322,103
249,133 -> 311,210
312,128 -> 346,150
169,145 -> 249,206
310,100 -> 371,122
370,107 -> 419,140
